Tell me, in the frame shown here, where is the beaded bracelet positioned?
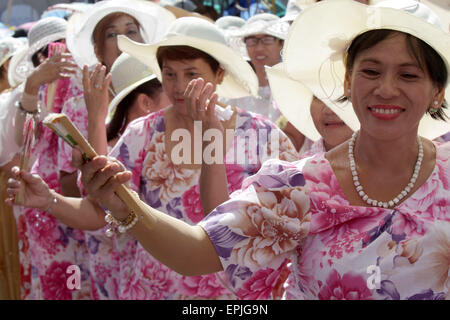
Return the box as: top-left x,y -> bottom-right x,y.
15,100 -> 39,116
104,209 -> 139,237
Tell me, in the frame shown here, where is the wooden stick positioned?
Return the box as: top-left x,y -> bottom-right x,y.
15,118 -> 34,205
43,113 -> 157,230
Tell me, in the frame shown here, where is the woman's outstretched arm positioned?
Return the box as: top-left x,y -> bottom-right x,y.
6,166 -> 106,231
75,151 -> 223,276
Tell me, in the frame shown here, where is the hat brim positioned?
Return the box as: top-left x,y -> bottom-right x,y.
66,0 -> 175,68
284,0 -> 450,140
266,63 -> 360,141
239,21 -> 288,40
106,74 -> 157,124
117,34 -> 259,99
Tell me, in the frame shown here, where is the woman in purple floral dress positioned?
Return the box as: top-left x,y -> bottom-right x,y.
7,17 -> 298,299
59,1 -> 450,300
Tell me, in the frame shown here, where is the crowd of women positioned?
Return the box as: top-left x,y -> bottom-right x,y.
0,0 -> 449,300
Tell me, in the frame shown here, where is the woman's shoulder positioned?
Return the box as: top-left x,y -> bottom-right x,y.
124,109 -> 166,135
436,140 -> 450,160
239,155 -> 320,192
233,106 -> 275,127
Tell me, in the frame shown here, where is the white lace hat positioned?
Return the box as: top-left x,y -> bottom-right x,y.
66,0 -> 175,68
107,53 -> 157,123
0,37 -> 27,68
278,0 -> 450,140
238,13 -> 290,41
117,17 -> 259,99
8,17 -> 67,85
215,16 -> 248,60
281,0 -> 302,23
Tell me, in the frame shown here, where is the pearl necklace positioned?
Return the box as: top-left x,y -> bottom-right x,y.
348,131 -> 423,208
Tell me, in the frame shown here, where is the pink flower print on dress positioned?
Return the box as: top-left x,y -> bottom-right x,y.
318,269 -> 373,300
182,184 -> 203,223
178,273 -> 229,298
236,267 -> 283,299
41,261 -> 74,300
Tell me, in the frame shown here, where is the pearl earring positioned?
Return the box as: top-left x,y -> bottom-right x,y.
347,89 -> 352,101
429,101 -> 439,114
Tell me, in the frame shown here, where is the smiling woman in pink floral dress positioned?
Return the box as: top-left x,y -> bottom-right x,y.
7,16 -> 298,300
9,0 -> 450,300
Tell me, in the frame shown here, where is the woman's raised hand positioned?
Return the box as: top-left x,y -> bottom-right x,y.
82,63 -> 112,122
25,53 -> 78,94
184,78 -> 222,132
5,166 -> 53,211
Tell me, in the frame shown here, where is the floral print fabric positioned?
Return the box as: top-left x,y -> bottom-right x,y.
56,72 -> 119,300
107,107 -> 298,299
199,142 -> 450,300
14,74 -> 92,300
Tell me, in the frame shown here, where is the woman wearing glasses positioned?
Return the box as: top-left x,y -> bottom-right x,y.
226,13 -> 312,155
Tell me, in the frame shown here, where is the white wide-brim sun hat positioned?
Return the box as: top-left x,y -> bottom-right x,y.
239,13 -> 290,41
281,0 -> 302,23
107,53 -> 157,124
8,17 -> 68,85
280,0 -> 450,140
66,0 -> 175,68
117,17 -> 259,99
8,45 -> 28,87
215,15 -> 249,60
0,37 -> 27,68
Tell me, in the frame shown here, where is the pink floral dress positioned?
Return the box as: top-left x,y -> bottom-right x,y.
106,108 -> 298,299
14,75 -> 92,300
199,142 -> 450,300
57,74 -> 121,300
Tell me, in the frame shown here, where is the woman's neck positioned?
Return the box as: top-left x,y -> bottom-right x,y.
354,130 -> 422,174
254,65 -> 268,87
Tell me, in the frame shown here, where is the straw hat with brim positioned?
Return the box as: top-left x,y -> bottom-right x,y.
267,62 -> 360,141
280,0 -> 450,140
106,53 -> 157,124
8,17 -> 67,85
117,17 -> 259,99
66,0 -> 175,69
239,13 -> 290,40
267,63 -> 322,141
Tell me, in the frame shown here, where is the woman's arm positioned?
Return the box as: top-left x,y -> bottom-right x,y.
15,54 -> 78,145
186,78 -> 231,215
59,171 -> 81,197
6,166 -> 106,230
200,158 -> 229,216
75,152 -> 223,276
83,64 -> 112,156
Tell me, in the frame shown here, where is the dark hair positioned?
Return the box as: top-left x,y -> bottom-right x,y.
0,65 -> 5,80
194,5 -> 220,21
340,29 -> 448,121
156,45 -> 221,74
107,77 -> 163,141
30,39 -> 64,67
12,28 -> 28,38
31,45 -> 48,68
